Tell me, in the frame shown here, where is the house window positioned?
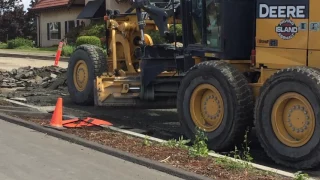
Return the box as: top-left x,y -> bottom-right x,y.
47,22 -> 61,40
65,20 -> 76,34
65,20 -> 86,34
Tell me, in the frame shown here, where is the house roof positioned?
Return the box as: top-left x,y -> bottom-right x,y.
77,0 -> 105,19
31,0 -> 74,11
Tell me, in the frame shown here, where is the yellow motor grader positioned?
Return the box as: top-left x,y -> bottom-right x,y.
67,0 -> 320,169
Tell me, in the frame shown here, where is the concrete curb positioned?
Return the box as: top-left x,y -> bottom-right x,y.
0,112 -> 212,180
0,53 -> 69,62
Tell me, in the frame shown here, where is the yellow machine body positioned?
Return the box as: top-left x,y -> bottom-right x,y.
68,0 -> 320,170
95,14 -> 180,107
254,0 -> 320,80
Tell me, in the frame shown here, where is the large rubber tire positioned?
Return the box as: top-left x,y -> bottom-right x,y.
67,44 -> 107,105
177,61 -> 254,151
255,66 -> 320,169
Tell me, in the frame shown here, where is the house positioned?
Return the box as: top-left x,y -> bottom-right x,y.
30,0 -> 131,47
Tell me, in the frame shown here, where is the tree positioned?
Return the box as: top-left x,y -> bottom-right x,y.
23,0 -> 39,41
0,0 -> 25,42
0,0 -> 22,13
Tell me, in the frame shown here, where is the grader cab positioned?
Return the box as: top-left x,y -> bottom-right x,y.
67,0 -> 320,169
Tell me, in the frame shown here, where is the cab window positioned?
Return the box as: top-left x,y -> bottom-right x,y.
206,0 -> 221,49
191,0 -> 203,44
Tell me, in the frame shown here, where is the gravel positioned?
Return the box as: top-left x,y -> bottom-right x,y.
0,65 -> 67,90
0,65 -> 68,100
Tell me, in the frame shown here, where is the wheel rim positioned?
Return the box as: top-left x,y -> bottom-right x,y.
73,60 -> 89,92
272,92 -> 315,147
190,84 -> 224,132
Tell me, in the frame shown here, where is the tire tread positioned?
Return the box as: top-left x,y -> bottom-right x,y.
67,44 -> 107,105
178,60 -> 254,151
255,66 -> 320,169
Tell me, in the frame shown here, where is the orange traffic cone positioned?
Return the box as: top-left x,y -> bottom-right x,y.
46,97 -> 65,130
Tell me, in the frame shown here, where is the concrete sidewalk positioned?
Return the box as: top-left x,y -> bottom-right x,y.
0,119 -> 182,180
0,49 -> 69,61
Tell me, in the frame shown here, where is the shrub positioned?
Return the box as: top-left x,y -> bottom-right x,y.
0,42 -> 7,49
169,24 -> 183,36
65,26 -> 84,45
65,21 -> 105,45
76,36 -> 101,47
78,22 -> 106,46
79,23 -> 105,38
147,23 -> 183,44
147,30 -> 166,44
7,37 -> 33,49
100,37 -> 107,48
62,45 -> 75,56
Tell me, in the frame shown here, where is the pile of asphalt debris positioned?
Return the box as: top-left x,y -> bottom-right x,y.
0,66 -> 67,90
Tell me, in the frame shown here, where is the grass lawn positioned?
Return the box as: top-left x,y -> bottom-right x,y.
35,47 -> 58,51
0,43 -> 58,52
0,46 -> 74,57
14,46 -> 58,52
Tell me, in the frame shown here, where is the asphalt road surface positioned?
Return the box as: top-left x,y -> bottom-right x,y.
0,119 -> 182,180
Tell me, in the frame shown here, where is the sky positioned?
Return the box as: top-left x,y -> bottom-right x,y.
22,0 -> 31,10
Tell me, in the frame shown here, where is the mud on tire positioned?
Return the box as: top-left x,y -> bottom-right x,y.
67,44 -> 107,105
177,60 -> 254,152
255,66 -> 320,169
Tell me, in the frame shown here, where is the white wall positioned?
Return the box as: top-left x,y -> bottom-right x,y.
38,7 -> 89,47
106,1 -> 131,13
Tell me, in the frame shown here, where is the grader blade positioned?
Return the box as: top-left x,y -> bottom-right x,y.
93,75 -> 176,108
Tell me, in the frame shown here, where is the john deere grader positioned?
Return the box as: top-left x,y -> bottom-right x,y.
67,0 -> 320,169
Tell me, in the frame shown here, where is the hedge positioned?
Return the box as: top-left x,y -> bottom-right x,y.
7,37 -> 33,49
76,36 -> 101,47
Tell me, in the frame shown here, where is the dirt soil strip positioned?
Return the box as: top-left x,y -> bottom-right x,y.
0,111 -> 293,180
